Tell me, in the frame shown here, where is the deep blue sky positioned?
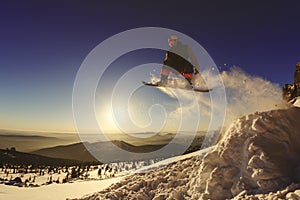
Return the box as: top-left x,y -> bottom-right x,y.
1,0 -> 299,131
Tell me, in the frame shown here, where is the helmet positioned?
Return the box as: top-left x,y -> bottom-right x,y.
168,35 -> 179,42
168,35 -> 179,47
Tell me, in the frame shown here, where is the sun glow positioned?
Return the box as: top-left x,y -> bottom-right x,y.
96,105 -> 122,134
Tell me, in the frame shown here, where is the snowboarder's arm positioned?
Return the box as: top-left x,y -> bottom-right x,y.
163,51 -> 170,66
187,46 -> 200,72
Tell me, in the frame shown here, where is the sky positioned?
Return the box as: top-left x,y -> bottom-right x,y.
0,0 -> 299,133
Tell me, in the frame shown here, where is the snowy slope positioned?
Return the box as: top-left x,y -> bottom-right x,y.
71,147 -> 213,200
74,105 -> 300,200
134,146 -> 214,173
0,177 -> 123,200
0,147 -> 212,200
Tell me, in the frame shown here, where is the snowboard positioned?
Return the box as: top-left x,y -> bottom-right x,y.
142,81 -> 212,93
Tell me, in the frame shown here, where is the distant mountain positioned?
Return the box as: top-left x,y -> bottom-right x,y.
32,142 -> 99,162
32,137 -> 205,163
0,148 -> 99,167
111,140 -> 166,153
0,130 -> 80,152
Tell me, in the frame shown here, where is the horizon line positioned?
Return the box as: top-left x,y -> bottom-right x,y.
0,128 -> 213,135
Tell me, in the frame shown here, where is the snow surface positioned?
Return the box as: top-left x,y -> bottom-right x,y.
134,146 -> 213,173
0,177 -> 123,200
0,164 -> 127,200
70,147 -> 213,200
73,106 -> 300,200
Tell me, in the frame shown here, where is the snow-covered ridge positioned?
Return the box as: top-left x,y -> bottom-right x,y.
188,106 -> 300,199
134,146 -> 214,173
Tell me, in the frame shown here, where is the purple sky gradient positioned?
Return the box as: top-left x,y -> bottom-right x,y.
1,0 -> 299,131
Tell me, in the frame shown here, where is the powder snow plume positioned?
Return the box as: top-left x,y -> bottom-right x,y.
151,67 -> 285,130
186,67 -> 286,128
213,67 -> 286,127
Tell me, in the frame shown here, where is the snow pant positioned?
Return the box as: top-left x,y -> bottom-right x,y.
160,65 -> 194,85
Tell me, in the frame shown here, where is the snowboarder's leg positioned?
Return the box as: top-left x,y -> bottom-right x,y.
182,65 -> 194,87
183,73 -> 193,85
158,65 -> 170,85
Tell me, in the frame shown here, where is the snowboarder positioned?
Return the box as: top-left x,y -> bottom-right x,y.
158,35 -> 200,88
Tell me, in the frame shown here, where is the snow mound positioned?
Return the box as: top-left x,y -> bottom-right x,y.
188,107 -> 300,199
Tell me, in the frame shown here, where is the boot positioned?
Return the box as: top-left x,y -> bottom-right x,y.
157,75 -> 168,86
185,78 -> 193,88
